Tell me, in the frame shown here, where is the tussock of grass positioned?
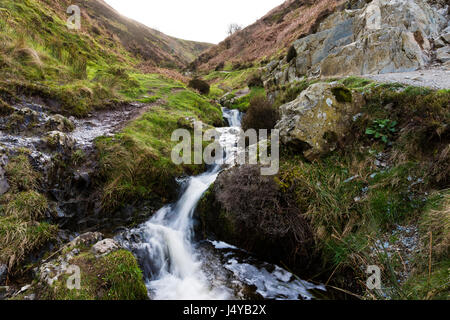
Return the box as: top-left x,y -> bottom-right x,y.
4,191 -> 48,221
5,154 -> 40,192
0,216 -> 58,270
420,190 -> 450,261
0,154 -> 56,273
204,68 -> 259,91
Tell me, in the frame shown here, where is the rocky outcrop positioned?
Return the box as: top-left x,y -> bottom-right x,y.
275,82 -> 364,160
264,0 -> 449,86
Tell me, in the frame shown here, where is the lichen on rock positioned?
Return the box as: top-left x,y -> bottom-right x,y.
275,82 -> 363,160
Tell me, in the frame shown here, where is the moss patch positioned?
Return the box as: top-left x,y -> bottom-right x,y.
331,87 -> 352,103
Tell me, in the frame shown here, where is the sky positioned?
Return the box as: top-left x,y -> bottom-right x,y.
103,0 -> 285,44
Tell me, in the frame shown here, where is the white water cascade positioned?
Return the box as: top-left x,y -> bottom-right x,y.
117,108 -> 325,300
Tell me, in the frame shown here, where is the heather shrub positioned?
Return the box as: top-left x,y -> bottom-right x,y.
188,78 -> 210,95
242,96 -> 280,131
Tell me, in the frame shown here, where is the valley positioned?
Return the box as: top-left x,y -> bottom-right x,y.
0,0 -> 449,301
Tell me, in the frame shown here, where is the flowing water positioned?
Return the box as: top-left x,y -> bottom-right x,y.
116,108 -> 326,300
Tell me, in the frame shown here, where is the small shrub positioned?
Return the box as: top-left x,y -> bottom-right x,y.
217,165 -> 309,238
247,74 -> 263,88
215,62 -> 225,71
188,78 -> 210,95
242,96 -> 280,131
365,119 -> 398,144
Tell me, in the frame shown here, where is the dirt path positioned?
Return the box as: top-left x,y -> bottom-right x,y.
70,100 -> 161,149
364,67 -> 450,90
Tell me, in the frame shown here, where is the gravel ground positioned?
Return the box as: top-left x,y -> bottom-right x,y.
364,67 -> 450,90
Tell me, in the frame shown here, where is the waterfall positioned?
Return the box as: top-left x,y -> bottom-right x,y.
117,108 -> 325,300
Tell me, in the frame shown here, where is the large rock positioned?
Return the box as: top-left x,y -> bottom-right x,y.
275,82 -> 363,160
263,0 -> 448,85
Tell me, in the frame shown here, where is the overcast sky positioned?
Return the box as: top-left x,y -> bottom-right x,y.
103,0 -> 285,44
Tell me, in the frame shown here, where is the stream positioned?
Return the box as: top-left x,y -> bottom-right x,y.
116,108 -> 326,300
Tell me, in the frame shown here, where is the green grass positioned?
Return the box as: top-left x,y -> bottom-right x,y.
0,215 -> 58,270
204,68 -> 259,91
5,191 -> 48,221
229,87 -> 266,112
0,0 -> 156,116
96,77 -> 223,212
0,154 -> 57,272
4,154 -> 40,192
272,79 -> 449,298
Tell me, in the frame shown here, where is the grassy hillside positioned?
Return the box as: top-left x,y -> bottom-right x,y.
0,0 -> 211,117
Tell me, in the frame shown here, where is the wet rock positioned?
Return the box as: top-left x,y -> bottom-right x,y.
45,114 -> 75,133
2,107 -> 39,133
442,32 -> 450,44
275,82 -> 363,160
0,264 -> 7,285
69,232 -> 104,248
43,131 -> 75,152
91,239 -> 120,257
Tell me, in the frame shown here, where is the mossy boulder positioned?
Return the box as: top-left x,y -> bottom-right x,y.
275,82 -> 364,160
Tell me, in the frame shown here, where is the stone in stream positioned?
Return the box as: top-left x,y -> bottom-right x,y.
91,239 -> 121,257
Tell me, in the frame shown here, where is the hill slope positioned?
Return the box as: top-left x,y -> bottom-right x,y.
191,0 -> 347,71
43,0 -> 212,68
0,0 -> 211,116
